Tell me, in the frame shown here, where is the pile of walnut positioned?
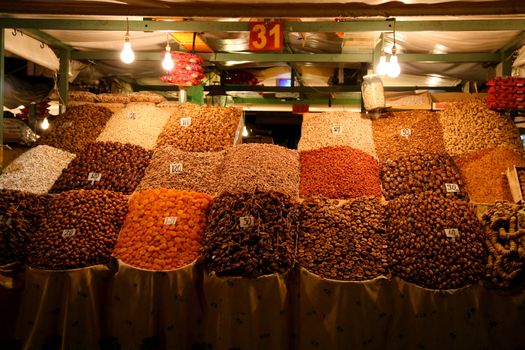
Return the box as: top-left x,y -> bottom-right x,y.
482,201 -> 525,288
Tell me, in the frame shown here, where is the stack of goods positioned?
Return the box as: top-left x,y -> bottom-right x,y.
0,145 -> 75,194
372,110 -> 446,161
300,146 -> 382,199
137,146 -> 224,196
298,111 -> 377,158
386,192 -> 486,289
160,52 -> 205,86
114,189 -> 212,270
438,99 -> 523,156
37,104 -> 113,154
26,189 -> 128,270
297,197 -> 388,281
202,191 -> 298,277
129,92 -> 166,104
97,105 -> 171,150
0,190 -> 48,265
50,141 -> 152,195
220,144 -> 300,197
155,104 -> 242,152
487,77 -> 525,110
381,152 -> 468,201
482,202 -> 525,289
455,147 -> 525,203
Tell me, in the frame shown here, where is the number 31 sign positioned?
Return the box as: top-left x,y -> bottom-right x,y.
249,21 -> 283,51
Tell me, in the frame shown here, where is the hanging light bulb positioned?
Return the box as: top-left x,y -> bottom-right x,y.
242,125 -> 249,137
120,18 -> 135,64
162,36 -> 174,71
40,117 -> 49,130
376,51 -> 388,76
387,46 -> 401,78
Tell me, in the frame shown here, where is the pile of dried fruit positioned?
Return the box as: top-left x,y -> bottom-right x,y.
26,189 -> 128,270
455,147 -> 525,203
0,190 -> 48,265
96,93 -> 130,104
114,188 -> 212,270
37,104 -> 113,154
68,91 -> 97,103
96,105 -> 171,150
137,145 -> 224,196
381,152 -> 468,201
202,191 -> 298,277
129,92 -> 166,104
300,146 -> 382,199
298,111 -> 377,157
50,141 -> 152,195
439,99 -> 523,156
155,103 -> 242,152
482,201 -> 525,289
220,144 -> 300,197
297,197 -> 389,280
0,145 -> 75,194
372,110 -> 446,161
386,192 -> 486,289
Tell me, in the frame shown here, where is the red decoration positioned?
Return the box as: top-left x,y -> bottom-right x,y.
161,52 -> 205,87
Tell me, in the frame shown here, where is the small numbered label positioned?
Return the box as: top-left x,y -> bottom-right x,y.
444,228 -> 460,240
332,125 -> 343,135
87,172 -> 102,184
239,216 -> 254,228
170,163 -> 183,174
164,217 -> 177,225
62,228 -> 76,238
445,183 -> 460,193
128,111 -> 136,119
180,117 -> 192,127
400,128 -> 412,138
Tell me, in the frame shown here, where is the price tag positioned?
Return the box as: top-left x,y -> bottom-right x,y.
444,228 -> 460,240
239,216 -> 254,228
400,128 -> 412,138
62,228 -> 76,238
164,217 -> 177,225
128,111 -> 136,119
180,117 -> 192,127
88,172 -> 102,185
445,183 -> 460,193
332,125 -> 343,135
249,21 -> 283,51
170,163 -> 183,174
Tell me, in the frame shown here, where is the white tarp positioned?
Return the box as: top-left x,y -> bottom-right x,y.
4,29 -> 59,72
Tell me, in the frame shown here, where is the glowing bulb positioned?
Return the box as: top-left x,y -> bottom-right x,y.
120,37 -> 135,64
162,44 -> 174,71
376,55 -> 388,76
387,54 -> 401,78
16,105 -> 25,110
41,117 -> 49,130
242,126 -> 249,137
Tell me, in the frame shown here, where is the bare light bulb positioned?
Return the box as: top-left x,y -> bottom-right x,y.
162,44 -> 174,71
242,126 -> 249,137
376,54 -> 388,76
120,36 -> 135,64
387,46 -> 401,78
41,117 -> 49,130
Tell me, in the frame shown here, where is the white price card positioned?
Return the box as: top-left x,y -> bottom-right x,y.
445,183 -> 460,193
331,125 -> 343,135
128,111 -> 136,119
87,172 -> 102,185
169,163 -> 183,174
400,128 -> 412,138
239,216 -> 254,228
164,217 -> 177,225
444,228 -> 460,240
62,228 -> 76,238
180,117 -> 192,127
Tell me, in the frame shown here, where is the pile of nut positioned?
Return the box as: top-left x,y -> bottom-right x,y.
37,104 -> 113,154
137,145 -> 224,196
482,201 -> 525,289
298,111 -> 377,158
300,146 -> 382,199
381,152 -> 468,201
372,111 -> 446,161
129,92 -> 166,104
26,189 -> 128,270
96,93 -> 130,104
201,191 -> 298,277
439,99 -> 523,156
386,192 -> 487,289
51,141 -> 152,195
68,91 -> 97,103
155,103 -> 242,152
297,197 -> 389,280
0,190 -> 48,265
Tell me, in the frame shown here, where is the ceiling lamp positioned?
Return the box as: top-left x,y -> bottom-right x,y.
376,35 -> 388,76
120,18 -> 135,64
162,35 -> 175,71
387,19 -> 401,78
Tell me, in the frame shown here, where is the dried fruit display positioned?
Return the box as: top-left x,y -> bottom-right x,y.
386,192 -> 486,289
455,147 -> 525,203
68,91 -> 96,102
37,104 -> 113,154
439,99 -> 523,156
96,93 -> 130,104
114,188 -> 212,270
0,190 -> 48,265
220,144 -> 300,197
155,103 -> 242,152
0,145 -> 75,194
202,191 -> 298,277
300,146 -> 382,199
50,141 -> 152,195
26,189 -> 128,270
482,201 -> 525,289
137,145 -> 224,196
381,152 -> 468,201
298,111 -> 377,158
129,92 -> 166,104
297,197 -> 389,281
372,110 -> 446,161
